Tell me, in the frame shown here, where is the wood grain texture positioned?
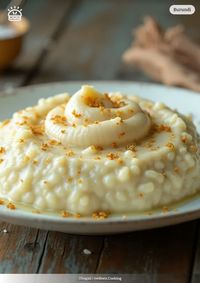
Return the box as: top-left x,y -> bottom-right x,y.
190,221 -> 200,283
31,0 -> 180,83
38,232 -> 104,273
0,222 -> 48,273
95,222 -> 196,282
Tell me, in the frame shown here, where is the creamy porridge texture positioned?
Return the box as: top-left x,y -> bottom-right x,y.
0,85 -> 200,216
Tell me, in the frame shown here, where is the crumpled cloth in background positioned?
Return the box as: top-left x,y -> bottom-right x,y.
123,17 -> 200,92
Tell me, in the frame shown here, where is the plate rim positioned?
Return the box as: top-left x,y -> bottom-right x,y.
0,80 -> 200,232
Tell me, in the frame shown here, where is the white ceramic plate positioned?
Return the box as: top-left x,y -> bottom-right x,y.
0,81 -> 200,235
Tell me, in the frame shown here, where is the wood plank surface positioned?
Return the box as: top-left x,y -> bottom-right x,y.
38,232 -> 104,273
96,222 -> 196,282
0,0 -> 200,278
0,222 -> 48,273
32,0 -> 180,83
190,223 -> 200,283
0,0 -> 76,91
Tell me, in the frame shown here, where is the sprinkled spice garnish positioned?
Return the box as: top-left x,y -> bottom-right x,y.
111,142 -> 118,148
94,121 -> 99,124
139,193 -> 144,198
85,96 -> 103,108
74,213 -> 81,218
107,152 -> 119,160
61,129 -> 65,134
114,108 -> 121,116
0,199 -> 5,205
34,112 -> 41,119
166,142 -> 175,151
118,132 -> 125,138
41,143 -> 49,151
0,159 -> 4,164
126,144 -> 136,152
23,155 -> 30,162
33,160 -> 38,165
43,180 -> 48,185
154,124 -> 172,133
162,206 -> 169,213
84,118 -> 89,124
7,202 -> 16,210
48,139 -> 60,145
67,177 -> 73,183
91,145 -> 103,151
16,121 -> 28,126
48,139 -> 59,146
117,159 -> 124,165
51,115 -> 66,125
45,158 -> 51,164
72,110 -> 82,118
116,117 -> 123,125
72,123 -> 76,128
174,167 -> 180,173
106,93 -> 124,108
30,124 -> 44,135
18,138 -> 24,143
94,156 -> 101,160
61,211 -> 71,218
190,145 -> 198,153
92,211 -> 110,219
1,119 -> 10,127
181,136 -> 187,143
66,150 -> 75,157
0,147 -> 5,154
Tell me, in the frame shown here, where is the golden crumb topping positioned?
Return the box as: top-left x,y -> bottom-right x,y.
126,144 -> 136,152
0,147 -> 5,154
72,110 -> 82,118
153,124 -> 172,133
1,119 -> 10,127
190,145 -> 198,153
107,152 -> 119,160
166,142 -> 175,151
51,115 -> 66,125
92,211 -> 110,219
7,202 -> 16,210
66,150 -> 75,157
61,211 -> 71,217
41,143 -> 49,151
30,124 -> 44,136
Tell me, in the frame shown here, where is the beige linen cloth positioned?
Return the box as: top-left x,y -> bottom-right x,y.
123,17 -> 200,92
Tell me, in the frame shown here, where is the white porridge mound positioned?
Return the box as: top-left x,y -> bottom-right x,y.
0,85 -> 200,217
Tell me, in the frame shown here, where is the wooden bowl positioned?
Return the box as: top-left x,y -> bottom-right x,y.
0,13 -> 29,70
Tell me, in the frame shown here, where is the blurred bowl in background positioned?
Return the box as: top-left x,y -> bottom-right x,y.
0,12 -> 29,71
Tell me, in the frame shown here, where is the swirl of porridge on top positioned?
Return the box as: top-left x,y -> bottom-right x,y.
45,85 -> 151,147
0,85 -> 200,217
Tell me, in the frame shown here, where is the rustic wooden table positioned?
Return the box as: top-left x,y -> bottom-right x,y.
0,0 -> 200,282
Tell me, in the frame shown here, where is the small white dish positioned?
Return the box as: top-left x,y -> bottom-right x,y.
0,81 -> 200,234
